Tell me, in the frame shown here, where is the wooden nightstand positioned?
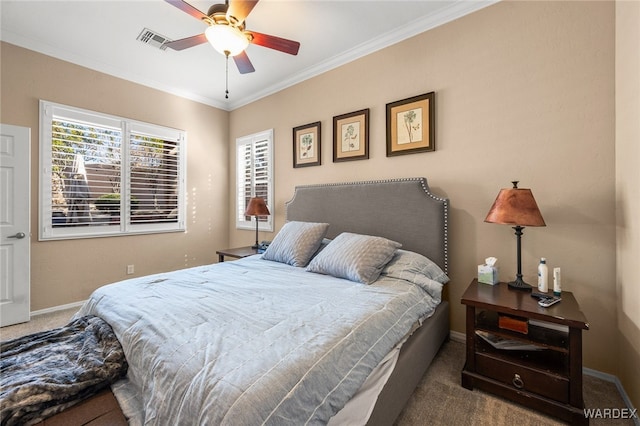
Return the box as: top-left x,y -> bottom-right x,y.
216,246 -> 259,262
461,279 -> 589,425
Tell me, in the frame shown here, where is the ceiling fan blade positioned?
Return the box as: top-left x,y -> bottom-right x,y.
233,51 -> 255,74
164,0 -> 208,21
227,0 -> 259,23
165,34 -> 207,51
248,31 -> 300,55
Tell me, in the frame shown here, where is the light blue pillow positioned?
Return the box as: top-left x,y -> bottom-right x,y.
306,232 -> 402,284
262,221 -> 329,267
381,249 -> 449,284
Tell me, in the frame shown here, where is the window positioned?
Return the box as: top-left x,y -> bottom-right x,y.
236,129 -> 274,232
39,100 -> 186,240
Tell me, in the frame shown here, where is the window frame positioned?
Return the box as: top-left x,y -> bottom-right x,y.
236,129 -> 274,232
39,100 -> 186,241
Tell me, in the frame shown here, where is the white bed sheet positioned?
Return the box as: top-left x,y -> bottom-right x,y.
328,335 -> 401,425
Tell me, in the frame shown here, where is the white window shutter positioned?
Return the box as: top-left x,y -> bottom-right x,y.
236,129 -> 273,232
39,100 -> 186,240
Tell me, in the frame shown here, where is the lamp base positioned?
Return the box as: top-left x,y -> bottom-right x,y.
253,216 -> 259,250
508,277 -> 532,291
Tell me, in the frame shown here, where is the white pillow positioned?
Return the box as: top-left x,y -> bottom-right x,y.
382,249 -> 449,284
262,221 -> 329,267
306,232 -> 401,284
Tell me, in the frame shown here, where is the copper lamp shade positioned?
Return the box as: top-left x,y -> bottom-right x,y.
485,184 -> 546,227
245,197 -> 270,249
244,197 -> 270,217
485,181 -> 545,290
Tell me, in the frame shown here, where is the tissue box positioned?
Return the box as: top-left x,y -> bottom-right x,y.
478,264 -> 499,285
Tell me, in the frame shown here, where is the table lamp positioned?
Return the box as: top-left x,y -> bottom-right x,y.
485,181 -> 546,290
244,197 -> 270,249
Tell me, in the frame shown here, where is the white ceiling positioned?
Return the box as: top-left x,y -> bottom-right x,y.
0,0 -> 495,111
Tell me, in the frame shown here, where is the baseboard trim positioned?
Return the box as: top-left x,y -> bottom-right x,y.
449,329 -> 465,343
31,300 -> 85,317
583,367 -> 639,424
449,329 -> 637,420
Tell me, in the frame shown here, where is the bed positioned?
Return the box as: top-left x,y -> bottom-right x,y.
51,177 -> 450,425
283,177 -> 450,425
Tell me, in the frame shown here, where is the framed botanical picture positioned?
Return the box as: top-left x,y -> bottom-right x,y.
386,92 -> 435,156
293,121 -> 321,168
333,108 -> 369,162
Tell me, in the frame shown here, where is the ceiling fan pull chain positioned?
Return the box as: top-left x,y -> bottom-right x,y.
224,50 -> 230,99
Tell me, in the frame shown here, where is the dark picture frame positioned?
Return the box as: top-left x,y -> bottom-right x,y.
333,108 -> 369,162
293,121 -> 321,168
386,92 -> 435,156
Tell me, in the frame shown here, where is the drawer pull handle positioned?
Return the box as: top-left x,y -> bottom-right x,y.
512,374 -> 524,389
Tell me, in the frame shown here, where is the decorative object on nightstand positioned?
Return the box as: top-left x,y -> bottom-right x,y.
244,197 -> 270,249
485,181 -> 546,290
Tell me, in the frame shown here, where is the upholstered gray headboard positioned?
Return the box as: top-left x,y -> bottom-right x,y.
285,177 -> 449,273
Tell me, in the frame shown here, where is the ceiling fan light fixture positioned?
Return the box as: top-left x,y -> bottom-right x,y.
205,24 -> 249,56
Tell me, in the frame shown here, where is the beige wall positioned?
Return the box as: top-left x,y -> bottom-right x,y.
615,0 -> 640,408
229,1 -> 620,375
0,42 -> 230,310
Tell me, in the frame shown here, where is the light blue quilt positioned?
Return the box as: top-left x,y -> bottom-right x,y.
76,255 -> 442,425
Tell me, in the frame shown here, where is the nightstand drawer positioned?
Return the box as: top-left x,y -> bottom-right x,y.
476,353 -> 569,403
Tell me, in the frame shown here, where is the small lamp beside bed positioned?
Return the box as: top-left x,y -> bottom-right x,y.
244,197 -> 271,249
485,181 -> 546,290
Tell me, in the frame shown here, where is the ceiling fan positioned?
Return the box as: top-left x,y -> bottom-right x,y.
163,0 -> 300,76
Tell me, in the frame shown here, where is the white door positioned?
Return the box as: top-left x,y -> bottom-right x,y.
0,124 -> 31,327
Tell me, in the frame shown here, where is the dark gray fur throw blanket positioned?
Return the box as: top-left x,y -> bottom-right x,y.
0,315 -> 127,425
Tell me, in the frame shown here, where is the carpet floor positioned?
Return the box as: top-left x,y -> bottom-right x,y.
395,338 -> 635,425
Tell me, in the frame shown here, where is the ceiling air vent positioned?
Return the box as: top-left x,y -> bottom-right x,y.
137,28 -> 170,51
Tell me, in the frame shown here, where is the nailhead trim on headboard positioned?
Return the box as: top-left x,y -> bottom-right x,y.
285,177 -> 449,274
